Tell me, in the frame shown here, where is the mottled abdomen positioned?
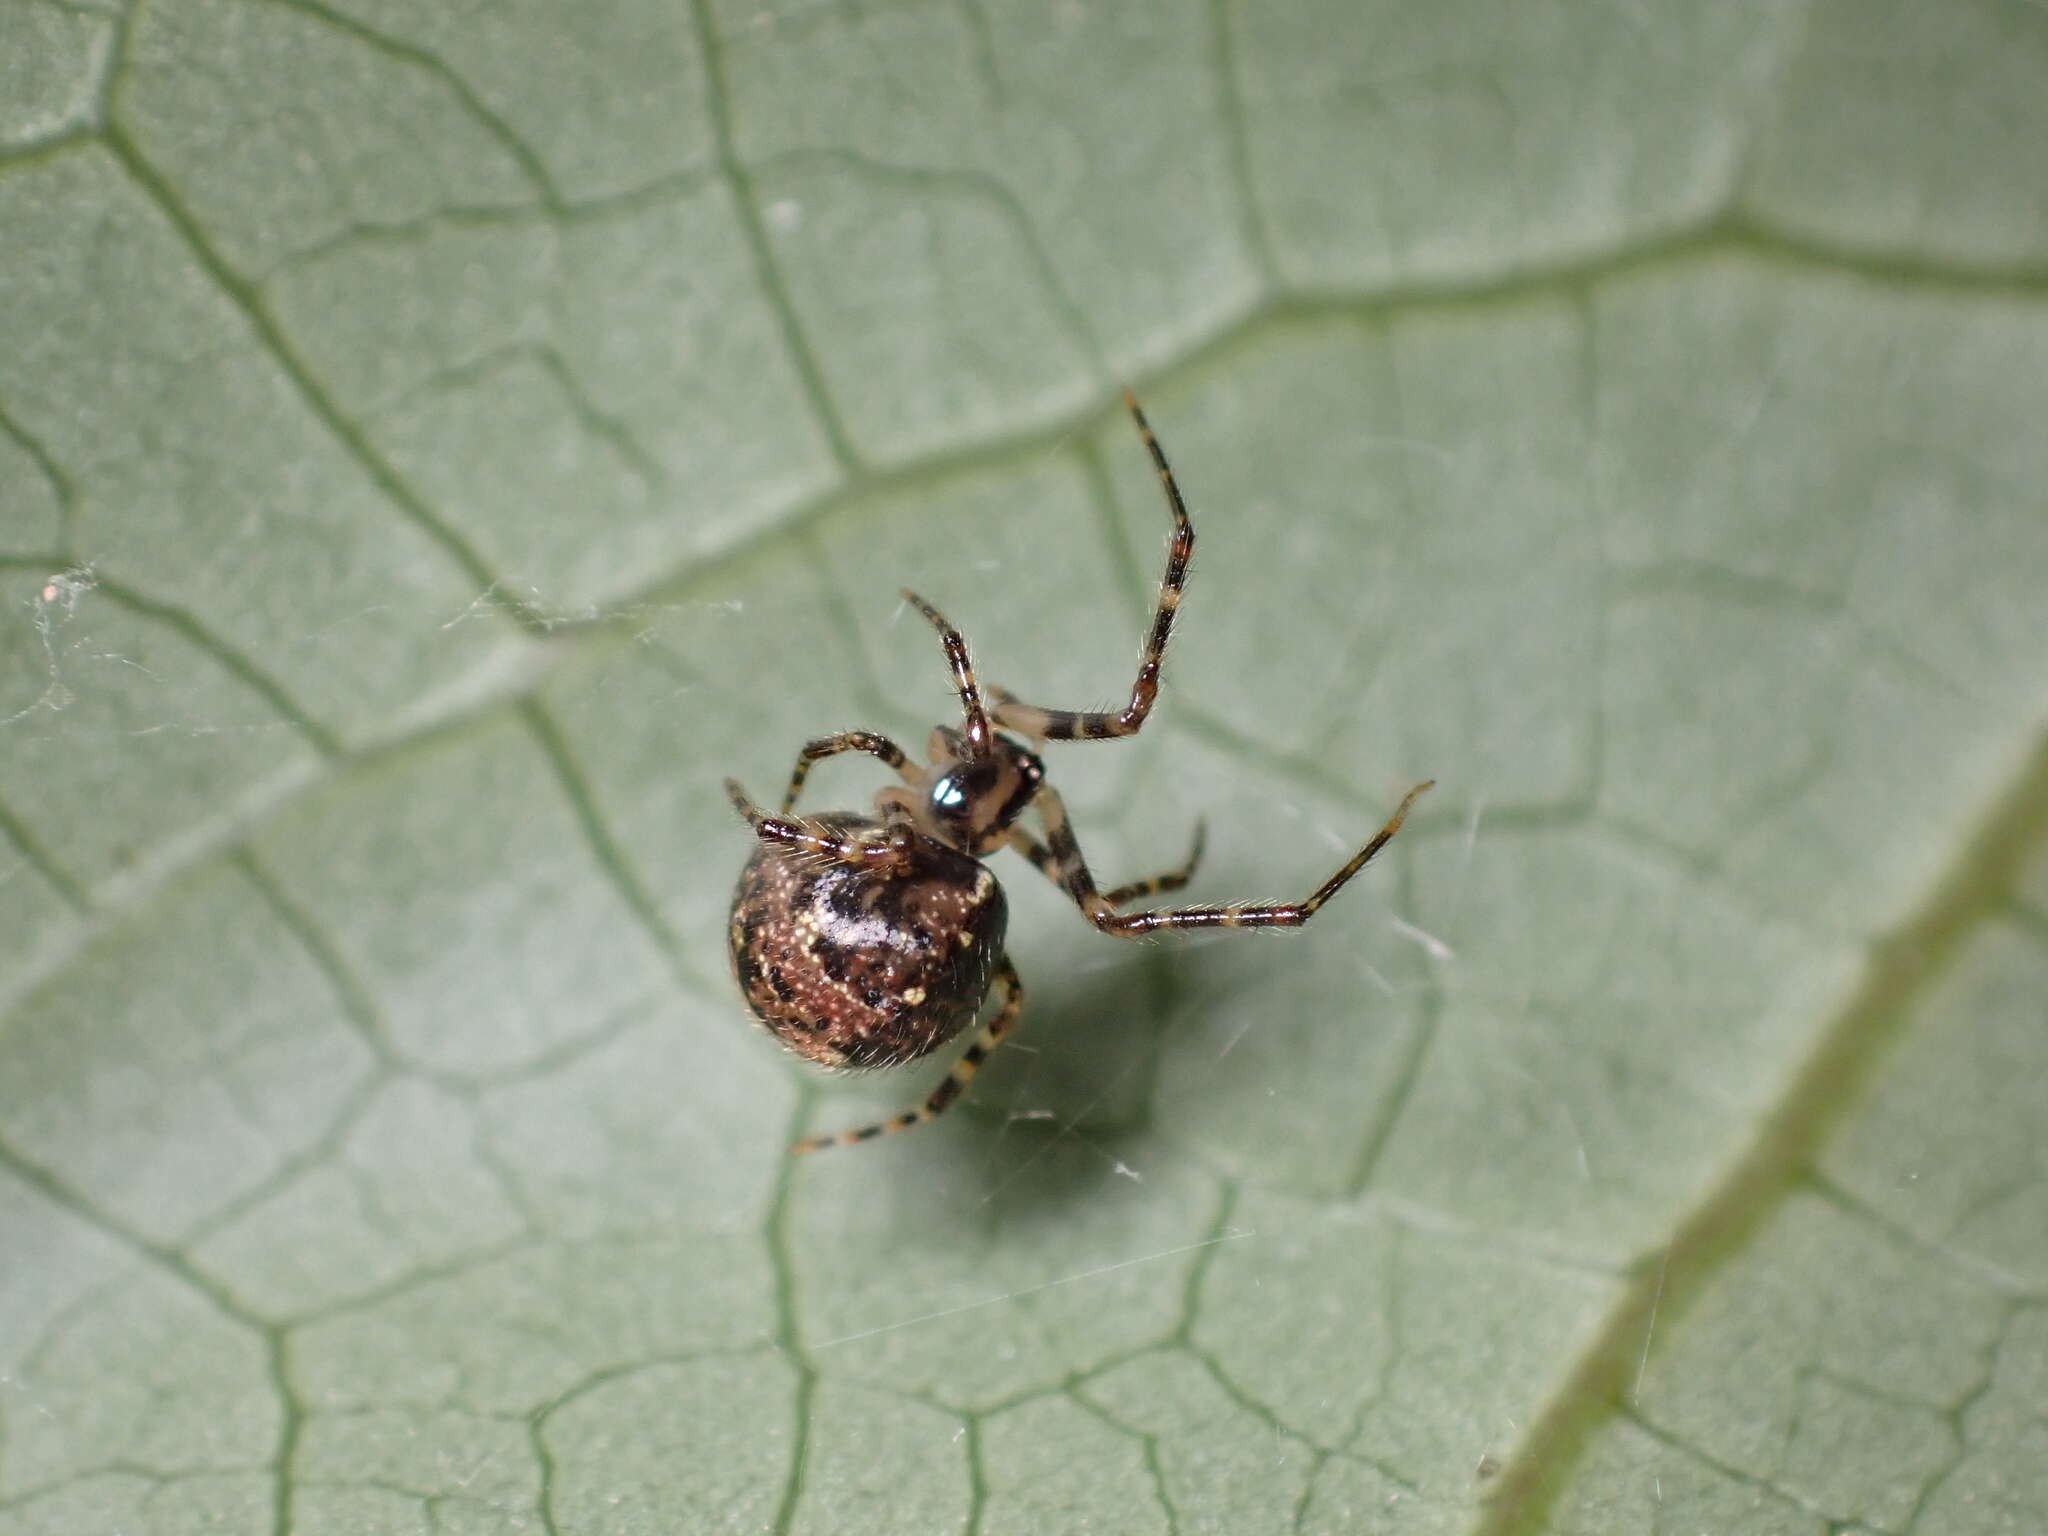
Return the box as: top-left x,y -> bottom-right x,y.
728,815 -> 1008,1070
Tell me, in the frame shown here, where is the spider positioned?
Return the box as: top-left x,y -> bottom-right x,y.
726,392 -> 1433,1154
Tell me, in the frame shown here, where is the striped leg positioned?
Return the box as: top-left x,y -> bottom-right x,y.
1030,780 -> 1433,937
1009,820 -> 1206,907
792,958 -> 1025,1153
726,778 -> 912,871
778,731 -> 914,813
991,391 -> 1194,743
899,589 -> 993,758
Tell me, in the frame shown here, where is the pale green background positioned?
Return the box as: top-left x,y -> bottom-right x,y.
3,1 -> 2047,1532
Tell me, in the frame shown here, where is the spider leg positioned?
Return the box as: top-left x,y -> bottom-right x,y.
1030,780 -> 1433,936
991,391 -> 1194,743
725,778 -> 912,871
1008,819 -> 1206,908
792,957 -> 1024,1153
778,731 -> 916,813
899,589 -> 993,758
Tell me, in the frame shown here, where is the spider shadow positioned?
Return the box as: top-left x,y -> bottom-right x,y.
931,939 -> 1178,1219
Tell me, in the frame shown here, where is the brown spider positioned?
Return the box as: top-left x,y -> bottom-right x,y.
726,392 -> 1433,1154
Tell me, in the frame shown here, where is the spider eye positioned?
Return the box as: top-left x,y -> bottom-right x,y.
930,775 -> 969,814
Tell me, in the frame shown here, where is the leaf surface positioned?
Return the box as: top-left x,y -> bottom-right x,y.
3,2 -> 2047,1532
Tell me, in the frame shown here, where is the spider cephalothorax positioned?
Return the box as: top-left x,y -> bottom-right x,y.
903,726 -> 1044,856
726,393 -> 1432,1154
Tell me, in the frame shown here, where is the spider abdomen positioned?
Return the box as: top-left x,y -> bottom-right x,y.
729,815 -> 1008,1071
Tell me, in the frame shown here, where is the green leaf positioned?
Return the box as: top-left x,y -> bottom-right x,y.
3,2 -> 2047,1533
